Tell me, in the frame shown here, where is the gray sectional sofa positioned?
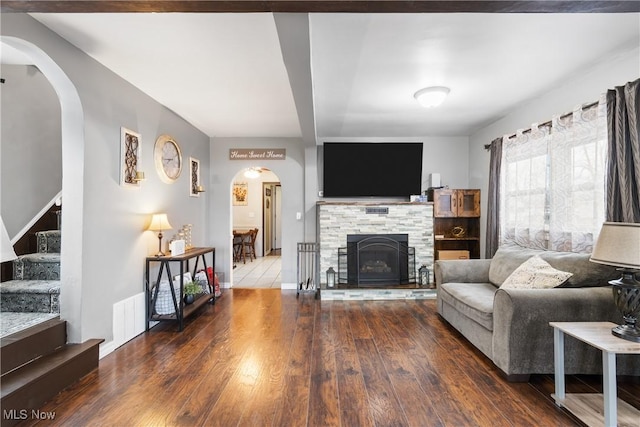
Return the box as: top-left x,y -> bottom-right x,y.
435,243 -> 640,381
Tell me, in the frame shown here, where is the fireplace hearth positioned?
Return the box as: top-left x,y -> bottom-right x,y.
338,234 -> 415,286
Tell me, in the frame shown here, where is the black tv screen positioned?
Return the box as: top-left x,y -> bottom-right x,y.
322,142 -> 423,197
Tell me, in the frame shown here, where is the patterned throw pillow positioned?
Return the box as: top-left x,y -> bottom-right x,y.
500,255 -> 573,289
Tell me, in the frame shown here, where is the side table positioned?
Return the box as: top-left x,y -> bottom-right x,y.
146,247 -> 215,331
549,321 -> 640,427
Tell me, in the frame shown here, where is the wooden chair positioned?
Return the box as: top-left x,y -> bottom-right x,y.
243,228 -> 258,262
233,235 -> 244,264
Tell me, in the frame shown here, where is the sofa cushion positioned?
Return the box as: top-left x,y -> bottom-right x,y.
489,243 -> 618,288
538,250 -> 618,288
500,256 -> 573,289
489,244 -> 538,286
439,282 -> 497,330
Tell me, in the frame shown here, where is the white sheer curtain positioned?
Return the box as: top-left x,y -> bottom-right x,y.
548,100 -> 607,252
500,96 -> 607,253
500,124 -> 550,250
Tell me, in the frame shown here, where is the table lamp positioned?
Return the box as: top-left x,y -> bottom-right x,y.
148,213 -> 173,257
590,222 -> 640,342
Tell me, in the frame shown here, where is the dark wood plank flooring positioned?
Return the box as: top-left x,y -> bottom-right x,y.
19,289 -> 640,426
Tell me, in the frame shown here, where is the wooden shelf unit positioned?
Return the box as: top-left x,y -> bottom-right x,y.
145,247 -> 216,331
433,189 -> 481,260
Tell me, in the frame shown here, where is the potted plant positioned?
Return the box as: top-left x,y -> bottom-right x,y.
183,281 -> 201,305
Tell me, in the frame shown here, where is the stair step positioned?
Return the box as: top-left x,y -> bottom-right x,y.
0,338 -> 103,425
12,253 -> 60,280
0,312 -> 60,340
0,318 -> 65,375
36,230 -> 61,254
0,280 -> 60,313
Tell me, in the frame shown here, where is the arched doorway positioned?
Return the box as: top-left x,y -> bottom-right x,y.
229,167 -> 282,288
1,36 -> 85,343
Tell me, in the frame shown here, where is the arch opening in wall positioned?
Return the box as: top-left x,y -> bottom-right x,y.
229,167 -> 281,288
1,36 -> 85,343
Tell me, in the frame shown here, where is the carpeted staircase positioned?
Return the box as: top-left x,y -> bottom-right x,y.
1,230 -> 61,318
0,229 -> 103,425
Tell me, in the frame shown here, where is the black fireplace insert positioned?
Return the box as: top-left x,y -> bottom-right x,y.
338,234 -> 415,286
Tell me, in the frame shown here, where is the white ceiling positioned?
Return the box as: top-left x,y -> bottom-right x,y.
13,13 -> 640,141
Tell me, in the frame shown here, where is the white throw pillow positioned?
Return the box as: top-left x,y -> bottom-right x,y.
500,255 -> 573,289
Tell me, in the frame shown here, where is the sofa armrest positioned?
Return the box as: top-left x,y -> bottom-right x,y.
435,259 -> 492,286
492,286 -> 620,376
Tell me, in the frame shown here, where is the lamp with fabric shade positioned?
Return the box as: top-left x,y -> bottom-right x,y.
148,213 -> 173,257
1,216 -> 17,263
590,222 -> 640,342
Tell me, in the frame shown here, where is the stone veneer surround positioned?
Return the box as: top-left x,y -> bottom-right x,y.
317,202 -> 434,287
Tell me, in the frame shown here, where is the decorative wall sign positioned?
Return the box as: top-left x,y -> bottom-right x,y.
232,182 -> 248,206
229,149 -> 286,160
120,127 -> 142,187
189,157 -> 201,197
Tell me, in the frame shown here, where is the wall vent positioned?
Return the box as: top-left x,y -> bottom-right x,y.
365,207 -> 389,215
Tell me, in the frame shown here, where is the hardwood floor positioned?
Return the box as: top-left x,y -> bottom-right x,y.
19,289 -> 640,426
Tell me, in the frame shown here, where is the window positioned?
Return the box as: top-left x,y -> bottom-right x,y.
500,101 -> 607,253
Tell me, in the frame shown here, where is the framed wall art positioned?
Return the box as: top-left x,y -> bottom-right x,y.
232,182 -> 248,206
120,127 -> 142,187
189,157 -> 201,197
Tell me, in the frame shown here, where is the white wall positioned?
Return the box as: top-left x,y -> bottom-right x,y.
469,45 -> 640,257
209,137 -> 305,288
1,14 -> 210,344
0,64 -> 62,238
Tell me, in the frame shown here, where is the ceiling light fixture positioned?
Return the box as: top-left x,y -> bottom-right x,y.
414,86 -> 450,108
244,168 -> 261,179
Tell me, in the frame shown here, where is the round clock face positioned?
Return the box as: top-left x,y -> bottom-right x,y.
154,135 -> 182,183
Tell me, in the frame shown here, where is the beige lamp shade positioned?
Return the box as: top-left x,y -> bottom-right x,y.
148,213 -> 173,232
1,215 -> 17,263
590,222 -> 640,269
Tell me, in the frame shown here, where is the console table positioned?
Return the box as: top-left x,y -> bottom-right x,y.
550,322 -> 640,427
145,247 -> 215,331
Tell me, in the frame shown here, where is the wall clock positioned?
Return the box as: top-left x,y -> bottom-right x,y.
154,135 -> 182,183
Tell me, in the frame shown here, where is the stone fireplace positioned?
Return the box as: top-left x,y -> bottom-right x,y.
317,202 -> 434,288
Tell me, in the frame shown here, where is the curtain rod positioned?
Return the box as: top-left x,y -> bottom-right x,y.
483,100 -> 600,150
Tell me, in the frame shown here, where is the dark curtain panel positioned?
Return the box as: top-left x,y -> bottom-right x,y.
606,79 -> 640,222
485,137 -> 503,258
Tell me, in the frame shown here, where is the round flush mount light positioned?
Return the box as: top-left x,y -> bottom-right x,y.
414,86 -> 450,108
244,167 -> 261,179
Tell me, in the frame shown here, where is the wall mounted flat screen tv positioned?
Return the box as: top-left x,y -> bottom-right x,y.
323,142 -> 423,197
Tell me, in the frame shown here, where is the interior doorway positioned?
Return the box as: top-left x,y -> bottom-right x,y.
263,182 -> 281,256
231,168 -> 282,288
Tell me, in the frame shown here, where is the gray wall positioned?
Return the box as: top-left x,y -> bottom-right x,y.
1,14 -> 210,344
469,45 -> 640,257
209,137 -> 305,288
1,64 -> 62,238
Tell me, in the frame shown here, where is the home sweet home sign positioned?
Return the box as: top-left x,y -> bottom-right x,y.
229,149 -> 286,160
